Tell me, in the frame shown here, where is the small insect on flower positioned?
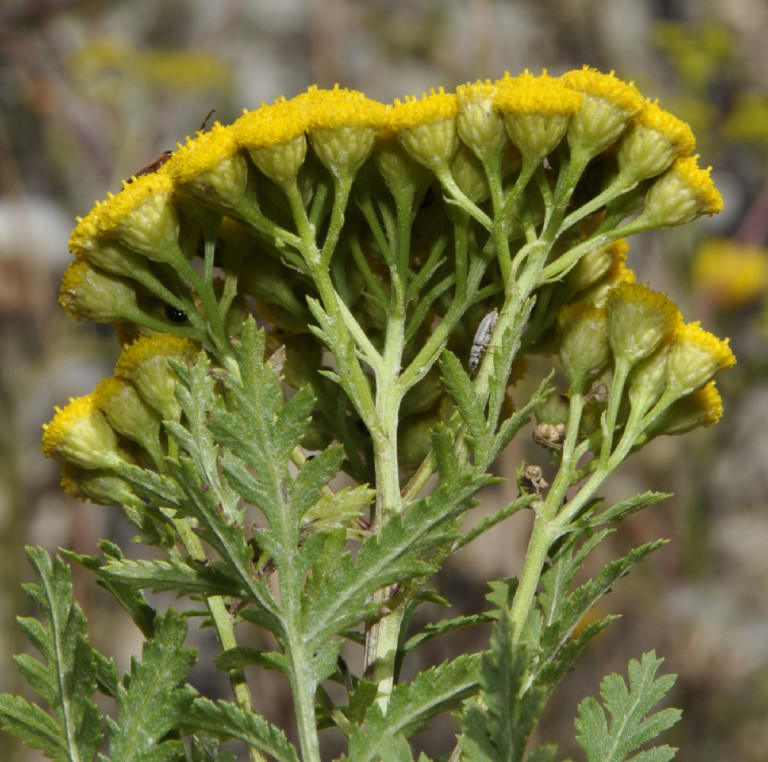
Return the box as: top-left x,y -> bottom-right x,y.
469,307 -> 499,373
129,109 -> 216,180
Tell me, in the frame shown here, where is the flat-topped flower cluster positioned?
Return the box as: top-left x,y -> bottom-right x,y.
49,66 -> 732,503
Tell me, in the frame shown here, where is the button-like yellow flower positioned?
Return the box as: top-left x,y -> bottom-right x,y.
607,283 -> 682,365
455,80 -> 508,161
115,334 -> 200,420
235,97 -> 309,185
664,321 -> 736,399
637,155 -> 724,228
296,86 -> 389,180
167,122 -> 248,211
649,380 -> 724,436
386,88 -> 459,172
494,71 -> 582,160
561,67 -> 645,157
617,100 -> 696,184
42,394 -> 125,470
94,376 -> 163,460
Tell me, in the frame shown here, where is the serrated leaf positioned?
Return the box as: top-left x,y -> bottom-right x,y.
62,543 -> 157,639
302,472 -> 491,652
302,484 -> 375,531
96,557 -> 246,599
458,612 -> 545,762
439,350 -> 488,443
181,698 -> 299,762
586,492 -> 671,527
403,613 -> 492,654
106,611 -> 196,762
0,547 -> 103,762
348,655 -> 480,762
292,445 -> 345,520
575,651 -> 681,762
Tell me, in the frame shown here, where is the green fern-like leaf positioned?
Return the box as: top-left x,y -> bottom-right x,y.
347,655 -> 480,761
574,651 -> 681,762
181,698 -> 300,762
458,611 -> 546,762
104,610 -> 196,762
0,546 -> 103,762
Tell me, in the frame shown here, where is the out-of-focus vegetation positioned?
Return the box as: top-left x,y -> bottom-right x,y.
1,1 -> 767,760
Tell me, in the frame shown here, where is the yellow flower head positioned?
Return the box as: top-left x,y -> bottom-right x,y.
42,394 -> 124,470
692,238 -> 768,310
494,71 -> 582,160
115,334 -> 200,420
167,122 -> 248,209
664,321 -> 736,399
561,67 -> 645,157
235,97 -> 309,185
295,86 -> 389,179
639,155 -> 724,228
607,282 -> 683,365
557,302 -> 610,392
59,259 -> 139,323
656,380 -> 724,435
386,88 -> 459,171
617,99 -> 696,183
75,172 -> 181,262
455,80 -> 508,160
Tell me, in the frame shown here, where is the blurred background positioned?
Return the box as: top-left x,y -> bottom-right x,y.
1,0 -> 767,760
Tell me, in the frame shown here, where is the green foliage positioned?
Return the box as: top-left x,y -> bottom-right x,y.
0,547 -> 103,762
11,70 -> 732,761
575,652 -> 681,762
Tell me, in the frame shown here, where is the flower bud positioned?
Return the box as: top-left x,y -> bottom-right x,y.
59,259 -> 139,323
557,302 -> 610,393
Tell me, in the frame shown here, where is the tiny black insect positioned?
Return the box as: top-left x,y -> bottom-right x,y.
164,305 -> 189,324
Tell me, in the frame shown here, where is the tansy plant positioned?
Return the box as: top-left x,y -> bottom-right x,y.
0,68 -> 735,762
